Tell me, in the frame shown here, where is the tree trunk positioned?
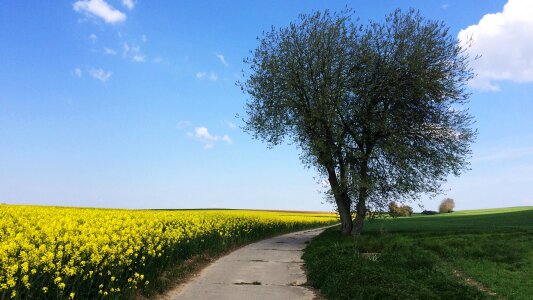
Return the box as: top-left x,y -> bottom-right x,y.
336,192 -> 353,235
326,166 -> 353,235
352,197 -> 367,235
352,155 -> 370,235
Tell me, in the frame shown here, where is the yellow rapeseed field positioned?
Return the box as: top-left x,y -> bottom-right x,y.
0,205 -> 337,299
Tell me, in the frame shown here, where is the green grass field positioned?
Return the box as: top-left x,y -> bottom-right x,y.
303,207 -> 533,299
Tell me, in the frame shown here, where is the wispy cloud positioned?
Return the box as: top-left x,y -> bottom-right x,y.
122,42 -> 145,62
189,126 -> 232,149
196,71 -> 218,81
122,0 -> 135,10
73,0 -> 126,24
104,47 -> 117,55
141,34 -> 147,43
441,4 -> 449,9
123,43 -> 130,54
88,68 -> 112,82
132,55 -> 145,62
74,68 -> 82,77
216,53 -> 229,67
221,135 -> 232,144
89,33 -> 98,42
227,122 -> 237,129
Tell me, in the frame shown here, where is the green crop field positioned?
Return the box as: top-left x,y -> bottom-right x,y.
303,207 -> 533,299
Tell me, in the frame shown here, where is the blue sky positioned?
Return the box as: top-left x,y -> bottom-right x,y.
1,0 -> 532,211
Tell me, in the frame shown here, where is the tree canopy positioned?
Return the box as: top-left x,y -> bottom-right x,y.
241,8 -> 475,234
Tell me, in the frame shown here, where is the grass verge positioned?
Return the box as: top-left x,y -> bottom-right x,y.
139,221 -> 337,299
303,207 -> 533,300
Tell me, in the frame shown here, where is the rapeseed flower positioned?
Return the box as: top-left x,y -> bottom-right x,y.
0,205 -> 336,299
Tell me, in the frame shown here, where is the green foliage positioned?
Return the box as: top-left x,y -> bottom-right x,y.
388,201 -> 413,217
304,207 -> 533,299
439,198 -> 456,213
241,7 -> 476,233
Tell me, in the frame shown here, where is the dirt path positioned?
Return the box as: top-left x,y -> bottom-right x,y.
159,226 -> 329,300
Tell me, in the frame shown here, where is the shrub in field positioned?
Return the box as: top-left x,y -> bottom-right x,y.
388,202 -> 413,217
421,210 -> 439,215
403,205 -> 413,216
439,198 -> 455,213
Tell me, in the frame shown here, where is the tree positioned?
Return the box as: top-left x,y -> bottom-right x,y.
439,198 -> 455,213
241,8 -> 475,235
388,201 -> 413,217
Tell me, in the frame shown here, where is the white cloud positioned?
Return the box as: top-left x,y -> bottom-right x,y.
122,42 -> 145,62
441,4 -> 449,9
73,0 -> 126,24
209,72 -> 218,81
122,0 -> 135,10
152,57 -> 162,63
141,34 -> 147,43
74,68 -> 82,77
222,135 -> 232,144
195,127 -> 217,142
194,127 -> 217,149
196,72 -> 218,81
89,33 -> 98,42
190,126 -> 232,149
88,68 -> 112,82
216,53 -> 229,66
104,47 -> 117,55
458,0 -> 533,91
227,122 -> 237,129
132,55 -> 145,62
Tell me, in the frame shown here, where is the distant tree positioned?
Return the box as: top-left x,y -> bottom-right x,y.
439,198 -> 455,213
388,201 -> 413,217
241,8 -> 475,235
389,202 -> 400,216
421,210 -> 439,215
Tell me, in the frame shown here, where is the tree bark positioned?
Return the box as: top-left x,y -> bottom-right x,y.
336,192 -> 353,235
352,196 -> 367,235
352,154 -> 370,235
326,165 -> 353,235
